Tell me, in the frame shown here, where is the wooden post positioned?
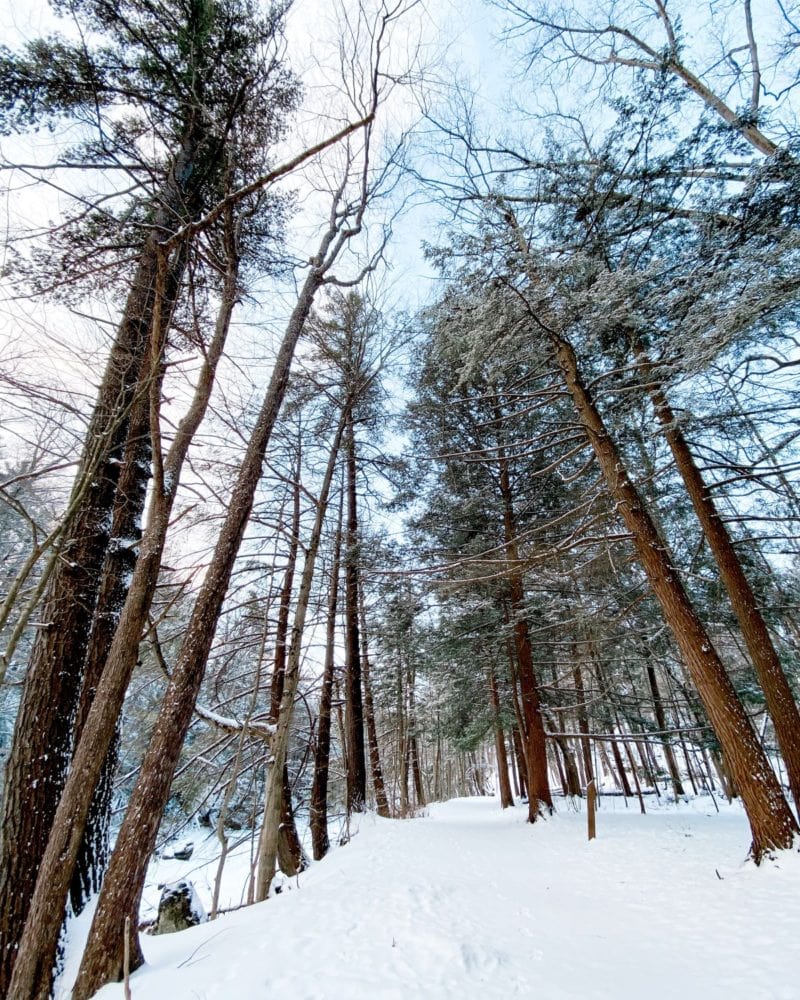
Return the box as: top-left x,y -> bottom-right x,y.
587,779 -> 597,841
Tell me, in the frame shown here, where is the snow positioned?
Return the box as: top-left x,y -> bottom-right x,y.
60,795 -> 800,999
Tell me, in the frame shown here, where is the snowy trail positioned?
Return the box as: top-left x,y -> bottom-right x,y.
74,796 -> 800,999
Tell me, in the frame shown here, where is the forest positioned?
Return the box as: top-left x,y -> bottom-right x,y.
0,0 -> 799,997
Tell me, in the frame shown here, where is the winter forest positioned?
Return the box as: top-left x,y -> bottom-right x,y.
1,0 -> 800,997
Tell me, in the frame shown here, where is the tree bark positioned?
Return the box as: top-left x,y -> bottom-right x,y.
0,194 -> 192,995
359,592 -> 391,817
270,446 -> 302,712
573,661 -> 594,786
5,229 -> 238,1000
255,411 -> 346,900
636,342 -> 800,814
554,332 -> 798,858
498,450 -> 553,820
69,340 -> 158,915
310,489 -> 344,860
645,661 -> 686,798
343,409 -> 367,813
488,666 -> 515,807
69,251 -> 329,998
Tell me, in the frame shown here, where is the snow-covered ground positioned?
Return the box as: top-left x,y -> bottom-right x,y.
61,795 -> 800,999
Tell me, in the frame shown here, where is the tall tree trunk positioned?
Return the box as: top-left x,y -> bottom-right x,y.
488,665 -> 515,807
255,411 -> 346,900
635,341 -> 800,814
0,221 -> 191,994
553,332 -> 798,858
343,410 -> 367,813
68,253 -> 330,999
512,726 -> 529,799
276,764 -> 307,877
5,228 -> 239,1000
496,429 -> 552,820
359,593 -> 390,817
405,658 -> 425,809
645,660 -> 686,798
309,488 -> 344,860
573,661 -> 594,787
69,346 -> 156,916
271,446 -> 302,712
268,454 -> 306,875
398,658 -> 409,815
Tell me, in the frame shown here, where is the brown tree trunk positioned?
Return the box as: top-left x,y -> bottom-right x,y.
68,257 -> 330,999
636,342 -> 800,814
512,727 -> 529,799
255,411 -> 346,900
343,410 -> 367,813
573,661 -> 594,786
69,347 -> 157,916
271,446 -> 302,713
360,594 -> 391,817
309,489 -> 344,860
5,230 -> 238,1000
554,333 -> 798,858
276,764 -> 307,877
0,233 -> 189,995
488,666 -> 515,807
554,735 -> 583,797
645,662 -> 686,798
496,436 -> 552,820
268,455 -> 306,877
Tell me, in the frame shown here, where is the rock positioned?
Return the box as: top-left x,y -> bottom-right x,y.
172,841 -> 194,860
153,880 -> 206,935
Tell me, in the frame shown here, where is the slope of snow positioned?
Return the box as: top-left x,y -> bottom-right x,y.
66,796 -> 800,999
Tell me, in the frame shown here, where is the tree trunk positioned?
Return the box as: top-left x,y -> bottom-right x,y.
636,341 -> 800,814
69,256 -> 330,999
5,231 -> 238,1000
343,410 -> 367,813
554,332 -> 798,858
488,666 -> 515,807
69,346 -> 157,916
0,237 -> 190,996
359,593 -> 391,817
512,726 -> 529,799
645,661 -> 686,798
270,447 -> 302,713
255,411 -> 346,900
309,488 -> 344,860
496,436 -> 552,820
573,661 -> 594,785
276,764 -> 307,877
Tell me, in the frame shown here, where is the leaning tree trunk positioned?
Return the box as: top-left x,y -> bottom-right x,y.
69,339 -> 159,915
0,207 -> 190,996
5,234 -> 239,1000
553,332 -> 798,859
309,488 -> 344,860
343,409 -> 367,813
635,341 -> 800,815
69,243 -> 335,1000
